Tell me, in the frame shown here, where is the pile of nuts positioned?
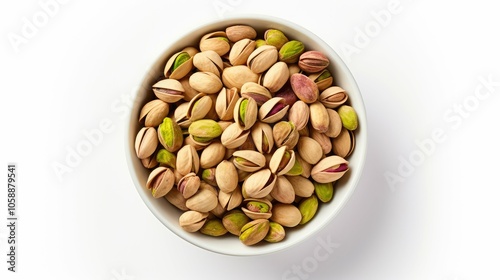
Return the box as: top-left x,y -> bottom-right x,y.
135,25 -> 359,246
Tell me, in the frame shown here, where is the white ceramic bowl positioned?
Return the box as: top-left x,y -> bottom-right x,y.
126,15 -> 367,256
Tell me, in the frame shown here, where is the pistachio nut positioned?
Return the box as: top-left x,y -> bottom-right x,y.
311,156 -> 349,183
338,105 -> 358,131
270,203 -> 301,227
272,121 -> 300,150
199,141 -> 226,169
325,109 -> 342,138
177,173 -> 201,199
201,168 -> 217,187
309,101 -> 330,133
156,148 -> 176,169
332,128 -> 355,158
141,155 -> 158,169
189,71 -> 223,94
173,102 -> 192,128
179,210 -> 208,232
240,82 -> 271,106
220,122 -> 250,149
226,25 -> 257,42
261,61 -> 289,93
232,150 -> 266,172
290,73 -> 319,103
222,209 -> 251,236
242,169 -> 276,199
298,51 -> 329,73
139,99 -> 169,127
288,64 -> 301,76
181,46 -> 199,57
165,187 -> 188,211
295,154 -> 312,178
210,201 -> 226,219
200,219 -> 228,236
297,136 -> 323,165
237,168 -> 252,182
199,31 -> 230,56
222,65 -> 259,91
264,29 -> 288,49
135,127 -> 158,159
164,51 -> 193,80
193,50 -> 223,77
286,175 -> 315,198
157,117 -> 183,152
176,144 -> 200,176
239,219 -> 270,245
258,97 -> 289,124
288,100 -> 309,131
146,167 -> 175,198
270,176 -> 295,204
255,39 -> 266,48
247,45 -> 278,74
265,222 -> 285,242
215,87 -> 239,121
285,157 -> 303,176
298,126 -> 310,137
299,195 -> 318,224
179,75 -> 199,102
279,40 -> 305,63
185,188 -> 218,212
215,160 -> 238,193
152,79 -> 185,103
319,86 -> 348,109
219,186 -> 243,211
269,146 -> 296,176
309,69 -> 333,91
310,129 -> 332,155
250,122 -> 274,154
275,81 -> 298,106
234,96 -> 258,130
242,198 -> 273,220
229,38 -> 256,66
188,119 -> 222,143
314,181 -> 335,203
185,135 -> 210,150
186,93 -> 213,121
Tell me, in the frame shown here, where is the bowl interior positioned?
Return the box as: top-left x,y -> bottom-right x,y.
126,15 -> 367,256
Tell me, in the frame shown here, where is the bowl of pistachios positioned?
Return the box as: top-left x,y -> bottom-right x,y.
126,15 -> 367,255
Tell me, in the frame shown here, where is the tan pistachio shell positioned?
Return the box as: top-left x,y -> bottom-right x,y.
295,154 -> 312,178
286,175 -> 315,198
310,129 -> 332,155
298,51 -> 329,73
297,136 -> 323,165
215,160 -> 238,193
181,46 -> 199,57
179,75 -> 199,102
319,86 -> 348,109
269,146 -> 296,176
325,109 -> 342,138
242,169 -> 276,199
232,150 -> 266,172
210,201 -> 226,218
332,128 -> 355,158
309,101 -> 329,133
146,167 -> 175,198
311,156 -> 349,183
179,210 -> 208,232
222,65 -> 259,91
234,97 -> 258,130
177,173 -> 201,199
141,155 -> 158,169
308,69 -> 333,91
199,31 -> 230,56
242,198 -> 273,220
164,51 -> 193,80
258,97 -> 289,124
139,99 -> 169,127
290,73 -> 319,104
186,93 -> 213,121
229,39 -> 256,66
189,72 -> 223,94
261,61 -> 289,93
164,188 -> 188,211
270,203 -> 301,227
270,176 -> 295,204
220,123 -> 251,149
200,141 -> 226,169
219,186 -> 243,211
176,144 -> 200,176
193,50 -> 224,77
135,127 -> 158,159
273,121 -> 300,150
186,188 -> 218,212
288,100 -> 309,131
288,64 -> 301,77
215,87 -> 239,121
185,135 -> 210,151
174,102 -> 192,128
250,122 -> 274,154
226,25 -> 257,42
152,79 -> 185,103
240,82 -> 272,106
247,45 -> 278,74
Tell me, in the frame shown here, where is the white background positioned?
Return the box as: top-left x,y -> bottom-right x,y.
1,0 -> 499,279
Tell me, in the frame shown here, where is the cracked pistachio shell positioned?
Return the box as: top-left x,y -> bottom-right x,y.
241,82 -> 271,106
219,186 -> 243,211
185,135 -> 211,150
186,93 -> 213,121
226,25 -> 257,42
234,97 -> 257,130
200,142 -> 226,169
309,69 -> 333,91
319,86 -> 348,109
199,31 -> 230,56
218,120 -> 233,132
270,176 -> 295,204
153,79 -> 185,103
242,198 -> 273,220
165,188 -> 188,211
232,150 -> 266,172
158,117 -> 183,152
272,121 -> 299,150
264,29 -> 288,49
311,156 -> 349,183
325,109 -> 342,138
261,61 -> 289,93
141,155 -> 158,169
314,181 -> 335,203
258,97 -> 289,124
186,188 -> 218,212
174,102 -> 192,128
288,100 -> 309,131
179,210 -> 208,232
265,222 -> 285,242
286,175 -> 314,198
188,119 -> 222,143
181,46 -> 199,57
210,201 -> 226,218
279,40 -> 305,63
297,136 -> 323,165
310,129 -> 332,155
255,39 -> 266,48
215,87 -> 239,121
285,157 -> 303,176
179,75 -> 199,102
309,101 -> 330,133
242,169 -> 276,199
164,51 -> 193,80
239,219 -> 270,245
223,210 -> 250,236
193,50 -> 224,77
220,122 -> 250,149
135,127 -> 158,159
299,195 -> 319,225
139,99 -> 169,127
200,219 -> 228,236
247,45 -> 278,74
222,65 -> 259,91
201,168 -> 217,187
290,73 -> 319,104
177,173 -> 200,199
146,167 -> 175,198
176,144 -> 200,176
269,146 -> 296,176
333,128 -> 355,158
250,122 -> 274,154
156,148 -> 176,169
338,105 -> 358,131
270,204 -> 301,227
298,51 -> 329,73
295,154 -> 312,178
189,72 -> 223,94
215,160 -> 238,193
229,38 -> 256,66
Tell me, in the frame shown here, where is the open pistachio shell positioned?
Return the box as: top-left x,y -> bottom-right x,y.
332,128 -> 355,158
139,99 -> 169,127
215,87 -> 239,121
311,156 -> 349,183
258,97 -> 289,124
146,167 -> 175,198
234,97 -> 258,130
229,38 -> 256,66
179,210 -> 208,232
164,51 -> 193,80
319,86 -> 348,109
153,79 -> 185,103
177,173 -> 200,199
135,127 -> 158,159
186,93 -> 213,121
242,198 -> 273,220
219,186 -> 243,211
199,31 -> 230,56
269,146 -> 296,176
232,150 -> 266,172
241,82 -> 272,106
270,176 -> 295,204
242,169 -> 276,199
193,50 -> 224,77
310,129 -> 332,155
220,123 -> 251,149
325,109 -> 342,138
176,144 -> 200,176
247,45 -> 278,74
250,122 -> 274,154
